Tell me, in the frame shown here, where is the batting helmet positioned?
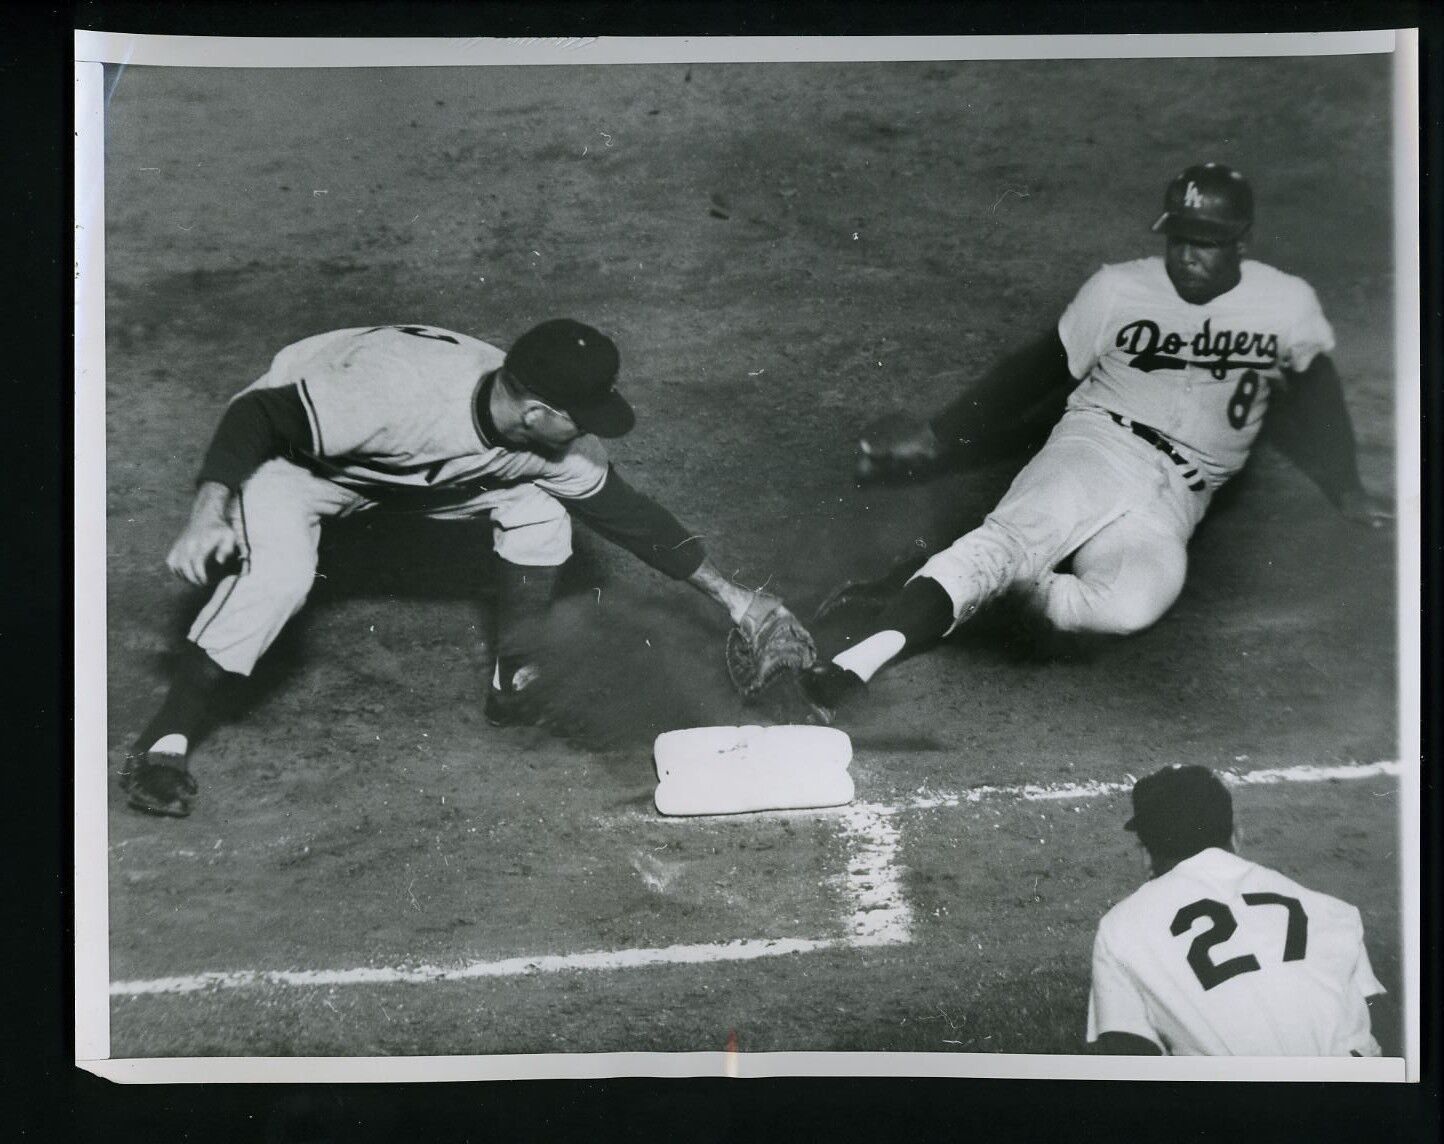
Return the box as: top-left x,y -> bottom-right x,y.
1151,163 -> 1253,243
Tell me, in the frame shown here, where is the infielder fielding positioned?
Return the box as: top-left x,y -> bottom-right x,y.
121,318 -> 814,817
1087,765 -> 1385,1056
793,163 -> 1391,722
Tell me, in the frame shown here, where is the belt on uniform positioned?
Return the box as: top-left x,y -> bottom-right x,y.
1107,413 -> 1206,492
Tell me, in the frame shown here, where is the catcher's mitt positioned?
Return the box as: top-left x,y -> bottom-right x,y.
725,594 -> 818,698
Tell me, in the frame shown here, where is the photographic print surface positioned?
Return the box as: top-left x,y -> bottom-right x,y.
84,38 -> 1410,1072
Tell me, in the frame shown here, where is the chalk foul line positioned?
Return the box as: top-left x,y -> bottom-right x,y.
110,759 -> 1398,999
112,937 -> 870,998
889,759 -> 1401,815
836,802 -> 912,944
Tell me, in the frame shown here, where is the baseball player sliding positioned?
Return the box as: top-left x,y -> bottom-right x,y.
121,318 -> 814,817
1088,765 -> 1385,1056
792,163 -> 1392,722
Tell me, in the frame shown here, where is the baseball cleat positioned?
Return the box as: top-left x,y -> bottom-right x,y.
761,662 -> 866,726
485,664 -> 545,728
813,551 -> 930,625
798,662 -> 867,723
120,752 -> 198,818
485,684 -> 542,728
814,577 -> 892,625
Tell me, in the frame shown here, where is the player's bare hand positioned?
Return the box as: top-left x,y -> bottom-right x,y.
1336,488 -> 1393,530
855,414 -> 948,484
726,589 -> 818,696
166,518 -> 242,586
166,481 -> 242,586
736,588 -> 788,637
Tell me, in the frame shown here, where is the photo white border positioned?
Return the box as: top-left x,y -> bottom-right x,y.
73,30 -> 1397,68
1390,26 -> 1422,1086
73,28 -> 1421,1085
85,1051 -> 1404,1085
74,59 -> 111,1066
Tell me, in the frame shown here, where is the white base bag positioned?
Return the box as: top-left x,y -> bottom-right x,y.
653,725 -> 854,816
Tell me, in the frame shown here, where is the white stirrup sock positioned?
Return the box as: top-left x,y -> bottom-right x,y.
832,630 -> 907,683
147,733 -> 189,757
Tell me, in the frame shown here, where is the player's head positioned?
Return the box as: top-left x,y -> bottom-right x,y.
501,319 -> 635,449
1125,764 -> 1235,876
1152,163 -> 1252,305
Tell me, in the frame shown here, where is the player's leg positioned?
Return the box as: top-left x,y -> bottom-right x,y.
801,413 -> 1135,720
487,559 -> 564,725
1031,514 -> 1189,635
833,521 -> 1028,674
123,461 -> 355,816
472,485 -> 572,726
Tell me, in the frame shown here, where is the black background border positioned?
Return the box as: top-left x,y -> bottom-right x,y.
10,2 -> 1440,1139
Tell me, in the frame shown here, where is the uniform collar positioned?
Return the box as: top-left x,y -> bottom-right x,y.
1170,847 -> 1249,877
472,370 -> 503,447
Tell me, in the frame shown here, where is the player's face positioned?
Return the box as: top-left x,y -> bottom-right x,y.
520,401 -> 583,452
1164,235 -> 1243,304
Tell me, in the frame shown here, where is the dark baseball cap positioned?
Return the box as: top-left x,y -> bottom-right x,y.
1151,162 -> 1254,244
1125,764 -> 1234,855
504,318 -> 635,438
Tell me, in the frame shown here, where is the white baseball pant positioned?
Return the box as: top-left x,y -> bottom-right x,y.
187,458 -> 573,675
912,409 -> 1212,636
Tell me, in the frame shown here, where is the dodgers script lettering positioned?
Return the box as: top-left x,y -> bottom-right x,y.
1115,319 -> 1279,378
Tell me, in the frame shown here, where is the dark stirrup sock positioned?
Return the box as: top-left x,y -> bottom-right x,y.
875,575 -> 956,652
494,560 -> 562,688
831,575 -> 958,683
132,643 -> 233,756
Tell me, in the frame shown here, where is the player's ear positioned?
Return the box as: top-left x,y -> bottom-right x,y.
1230,821 -> 1244,852
1134,838 -> 1152,876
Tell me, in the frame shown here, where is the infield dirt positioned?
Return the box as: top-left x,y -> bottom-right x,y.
100,56 -> 1400,1058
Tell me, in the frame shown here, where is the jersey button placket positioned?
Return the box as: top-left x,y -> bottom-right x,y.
1169,363 -> 1191,436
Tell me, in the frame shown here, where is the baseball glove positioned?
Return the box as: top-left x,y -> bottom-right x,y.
725,593 -> 818,698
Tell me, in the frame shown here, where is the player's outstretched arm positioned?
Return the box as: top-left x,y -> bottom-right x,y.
689,560 -> 817,695
1262,355 -> 1393,529
562,468 -> 815,688
563,466 -> 807,628
855,328 -> 1078,483
686,559 -> 785,627
165,480 -> 242,586
562,464 -> 707,580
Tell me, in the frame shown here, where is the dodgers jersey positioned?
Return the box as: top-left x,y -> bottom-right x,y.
238,324 -> 610,502
1087,848 -> 1384,1056
1058,258 -> 1335,489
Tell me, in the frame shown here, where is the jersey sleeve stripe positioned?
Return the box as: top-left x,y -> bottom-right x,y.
296,378 -> 325,456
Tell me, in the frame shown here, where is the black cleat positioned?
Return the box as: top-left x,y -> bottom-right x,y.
485,665 -> 544,728
754,662 -> 866,726
814,551 -> 932,624
798,662 -> 867,724
120,752 -> 198,818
